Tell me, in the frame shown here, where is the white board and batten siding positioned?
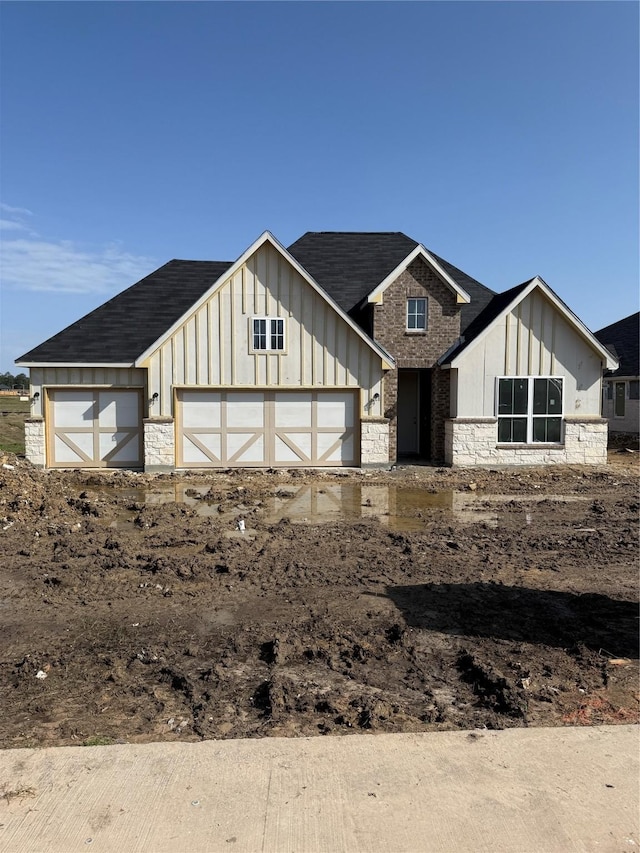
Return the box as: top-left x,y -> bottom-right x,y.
141,242 -> 385,419
453,290 -> 604,419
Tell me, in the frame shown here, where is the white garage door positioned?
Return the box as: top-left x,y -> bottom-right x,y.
177,390 -> 359,467
48,389 -> 142,468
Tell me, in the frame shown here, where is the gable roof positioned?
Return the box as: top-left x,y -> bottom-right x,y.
17,232 -> 396,369
135,231 -> 396,367
17,260 -> 233,365
287,231 -> 495,332
594,311 -> 640,378
443,276 -> 619,370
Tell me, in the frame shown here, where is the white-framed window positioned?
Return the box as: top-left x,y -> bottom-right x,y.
497,376 -> 563,443
406,297 -> 427,331
251,317 -> 285,352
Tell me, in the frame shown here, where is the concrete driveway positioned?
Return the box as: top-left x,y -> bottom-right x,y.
0,726 -> 638,853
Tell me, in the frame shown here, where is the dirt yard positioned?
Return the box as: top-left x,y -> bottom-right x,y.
1,452 -> 638,748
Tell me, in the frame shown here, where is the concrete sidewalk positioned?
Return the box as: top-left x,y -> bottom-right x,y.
0,726 -> 637,853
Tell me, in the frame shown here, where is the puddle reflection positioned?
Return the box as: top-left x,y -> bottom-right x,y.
99,483 -> 588,531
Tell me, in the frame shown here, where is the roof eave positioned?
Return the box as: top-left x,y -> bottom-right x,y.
16,361 -> 136,369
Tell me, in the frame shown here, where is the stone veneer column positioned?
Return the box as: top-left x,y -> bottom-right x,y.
24,417 -> 46,468
360,417 -> 390,467
143,418 -> 175,472
563,417 -> 608,465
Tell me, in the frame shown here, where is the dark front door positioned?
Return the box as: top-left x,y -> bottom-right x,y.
397,369 -> 431,458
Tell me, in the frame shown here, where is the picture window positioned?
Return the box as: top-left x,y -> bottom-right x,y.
497,377 -> 563,443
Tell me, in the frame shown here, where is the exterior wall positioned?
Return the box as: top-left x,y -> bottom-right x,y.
602,378 -> 640,434
360,418 -> 390,466
142,241 -> 385,424
373,258 -> 461,461
445,416 -> 608,466
454,289 -> 603,420
24,418 -> 45,467
143,418 -> 175,472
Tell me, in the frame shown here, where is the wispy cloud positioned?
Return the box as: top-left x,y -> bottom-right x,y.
0,203 -> 33,217
0,206 -> 156,294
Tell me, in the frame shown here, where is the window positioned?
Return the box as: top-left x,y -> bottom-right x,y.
497,377 -> 563,443
252,317 -> 285,352
630,380 -> 639,400
406,298 -> 427,331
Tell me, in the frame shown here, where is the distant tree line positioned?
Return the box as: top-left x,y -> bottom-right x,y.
0,372 -> 29,390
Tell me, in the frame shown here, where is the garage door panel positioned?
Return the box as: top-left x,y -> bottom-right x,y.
53,392 -> 94,427
100,431 -> 140,463
274,433 -> 312,463
318,432 -> 354,463
274,393 -> 312,427
54,433 -> 94,464
317,393 -> 354,428
227,433 -> 264,463
98,391 -> 141,428
181,392 -> 221,428
227,393 -> 264,427
183,433 -> 222,464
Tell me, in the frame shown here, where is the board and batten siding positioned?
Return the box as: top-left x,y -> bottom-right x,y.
142,242 -> 385,417
453,290 -> 604,418
29,367 -> 146,418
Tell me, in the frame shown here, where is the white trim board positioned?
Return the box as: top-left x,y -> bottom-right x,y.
367,244 -> 471,306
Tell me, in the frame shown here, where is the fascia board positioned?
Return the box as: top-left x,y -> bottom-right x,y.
367,245 -> 471,305
15,361 -> 135,368
136,231 -> 395,369
449,277 -> 620,370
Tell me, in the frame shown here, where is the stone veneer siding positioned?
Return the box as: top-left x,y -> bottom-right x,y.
373,258 -> 461,463
24,417 -> 46,468
360,418 -> 390,466
445,417 -> 609,466
143,418 -> 175,472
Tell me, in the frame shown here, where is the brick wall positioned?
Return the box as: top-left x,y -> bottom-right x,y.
373,258 -> 461,461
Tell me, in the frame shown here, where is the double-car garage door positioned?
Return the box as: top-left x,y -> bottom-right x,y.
177,390 -> 359,467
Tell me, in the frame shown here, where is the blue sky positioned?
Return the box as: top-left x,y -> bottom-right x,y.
1,1 -> 638,372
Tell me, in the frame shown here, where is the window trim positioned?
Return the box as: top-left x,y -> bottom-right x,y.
406,297 -> 428,333
495,376 -> 564,444
250,316 -> 286,354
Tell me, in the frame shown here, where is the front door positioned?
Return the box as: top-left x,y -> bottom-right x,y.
397,371 -> 420,455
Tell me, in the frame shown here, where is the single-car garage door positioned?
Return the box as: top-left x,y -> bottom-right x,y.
177,389 -> 359,467
48,389 -> 142,468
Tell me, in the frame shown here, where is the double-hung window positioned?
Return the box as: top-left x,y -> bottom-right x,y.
497,377 -> 563,443
252,317 -> 285,352
406,298 -> 427,331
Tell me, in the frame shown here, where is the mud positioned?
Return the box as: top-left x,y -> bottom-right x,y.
1,453 -> 638,747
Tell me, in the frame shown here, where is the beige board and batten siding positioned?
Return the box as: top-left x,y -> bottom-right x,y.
28,367 -> 146,418
453,290 -> 604,419
142,242 -> 385,416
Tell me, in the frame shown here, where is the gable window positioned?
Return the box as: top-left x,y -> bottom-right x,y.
497,377 -> 563,443
252,317 -> 285,352
406,298 -> 427,331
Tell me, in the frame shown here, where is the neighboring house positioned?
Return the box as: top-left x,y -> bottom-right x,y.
16,230 -> 617,471
595,312 -> 640,435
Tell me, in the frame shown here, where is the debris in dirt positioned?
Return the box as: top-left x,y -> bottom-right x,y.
35,670 -> 47,680
236,519 -> 245,532
2,463 -> 15,470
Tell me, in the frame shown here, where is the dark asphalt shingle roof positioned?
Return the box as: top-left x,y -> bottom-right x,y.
17,260 -> 232,364
287,232 -> 495,333
594,312 -> 640,378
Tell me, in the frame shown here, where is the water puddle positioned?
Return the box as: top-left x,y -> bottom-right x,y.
95,483 -> 589,532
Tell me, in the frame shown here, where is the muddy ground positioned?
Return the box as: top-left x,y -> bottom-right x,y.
0,452 -> 638,748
